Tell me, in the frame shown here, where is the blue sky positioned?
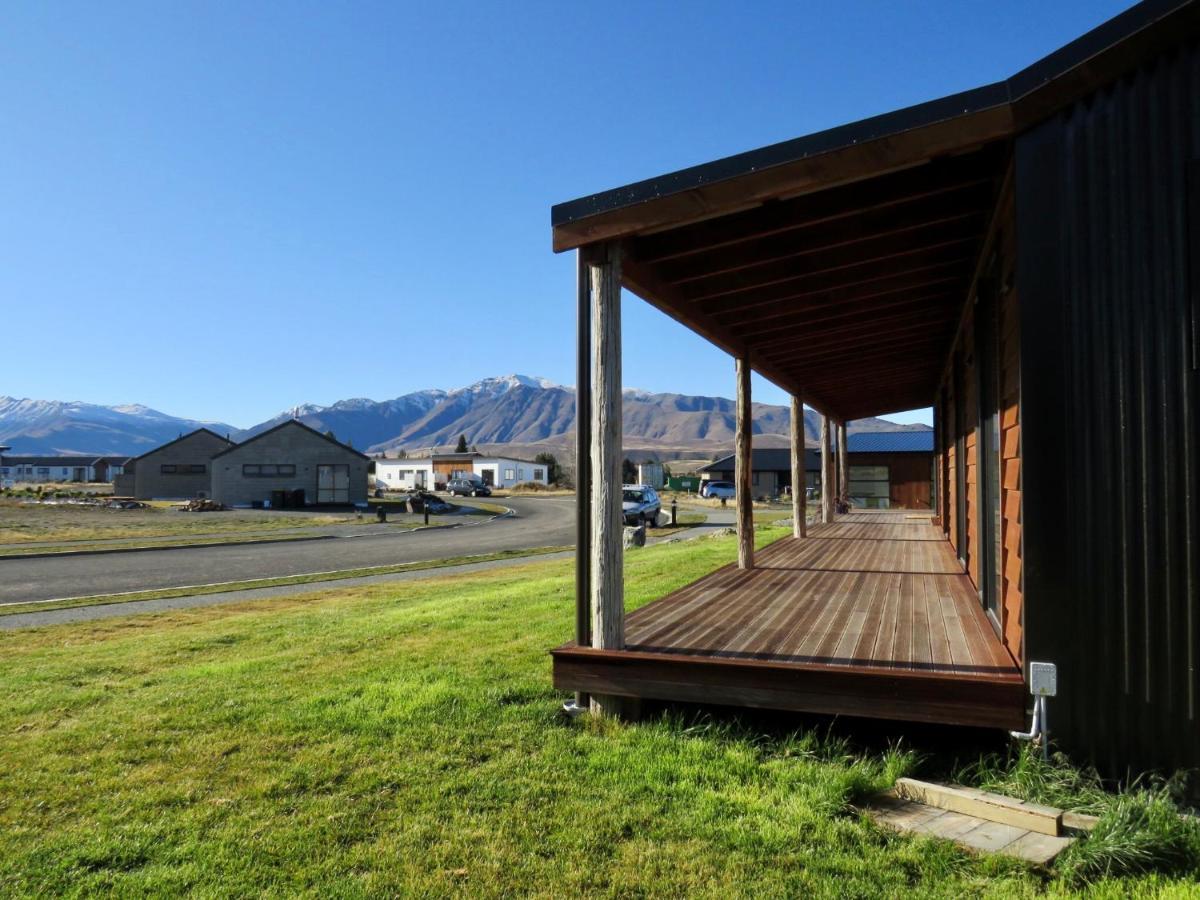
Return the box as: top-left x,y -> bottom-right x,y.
1,0 -> 1130,428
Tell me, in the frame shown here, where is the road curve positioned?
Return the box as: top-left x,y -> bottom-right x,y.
0,496 -> 577,606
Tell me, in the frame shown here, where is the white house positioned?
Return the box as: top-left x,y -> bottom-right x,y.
0,456 -> 124,484
371,453 -> 551,491
471,456 -> 549,489
371,458 -> 433,491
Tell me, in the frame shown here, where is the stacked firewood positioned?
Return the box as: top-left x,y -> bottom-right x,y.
181,498 -> 227,512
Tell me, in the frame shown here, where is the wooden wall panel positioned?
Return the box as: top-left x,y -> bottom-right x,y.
997,219 -> 1023,663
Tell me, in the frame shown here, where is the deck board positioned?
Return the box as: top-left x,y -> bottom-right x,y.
553,510 -> 1025,729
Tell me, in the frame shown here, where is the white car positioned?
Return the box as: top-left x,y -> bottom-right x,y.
701,480 -> 735,499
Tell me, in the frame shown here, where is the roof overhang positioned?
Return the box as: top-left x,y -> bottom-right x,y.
551,1 -> 1200,420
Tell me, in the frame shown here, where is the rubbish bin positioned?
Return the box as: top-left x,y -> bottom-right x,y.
376,506 -> 387,523
270,490 -> 286,509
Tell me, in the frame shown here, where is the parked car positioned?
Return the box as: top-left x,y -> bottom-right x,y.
701,480 -> 735,499
447,478 -> 491,497
622,484 -> 661,526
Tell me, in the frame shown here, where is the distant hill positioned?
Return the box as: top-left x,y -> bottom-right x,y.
251,375 -> 929,457
0,397 -> 236,457
0,375 -> 929,458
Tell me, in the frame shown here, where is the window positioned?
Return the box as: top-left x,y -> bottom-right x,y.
243,464 -> 296,477
504,468 -> 515,481
517,467 -> 525,481
37,468 -> 49,476
533,468 -> 545,481
317,464 -> 349,503
849,465 -> 890,509
161,464 -> 205,475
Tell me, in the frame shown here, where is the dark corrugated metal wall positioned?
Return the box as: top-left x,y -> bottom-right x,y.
1017,39 -> 1200,778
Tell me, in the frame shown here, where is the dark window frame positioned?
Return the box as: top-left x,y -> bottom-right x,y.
242,464 -> 297,478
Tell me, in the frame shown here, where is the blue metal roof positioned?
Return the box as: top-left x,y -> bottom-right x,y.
846,431 -> 934,453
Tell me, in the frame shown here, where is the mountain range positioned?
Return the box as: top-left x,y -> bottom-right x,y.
0,375 -> 929,459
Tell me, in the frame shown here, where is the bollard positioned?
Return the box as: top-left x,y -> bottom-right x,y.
376,505 -> 387,523
670,498 -> 678,526
424,504 -> 430,525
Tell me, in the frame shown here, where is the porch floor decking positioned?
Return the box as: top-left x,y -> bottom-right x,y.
553,511 -> 1026,729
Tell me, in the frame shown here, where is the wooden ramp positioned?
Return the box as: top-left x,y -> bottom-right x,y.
553,511 -> 1025,729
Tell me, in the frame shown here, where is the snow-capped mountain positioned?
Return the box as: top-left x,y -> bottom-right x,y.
0,375 -> 929,458
0,397 -> 237,457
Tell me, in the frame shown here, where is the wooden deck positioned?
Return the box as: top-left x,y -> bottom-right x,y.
553,511 -> 1026,729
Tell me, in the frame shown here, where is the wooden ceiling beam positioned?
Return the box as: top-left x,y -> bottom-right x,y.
632,159 -> 998,264
679,223 -> 985,303
727,291 -> 960,343
656,186 -> 992,285
706,267 -> 964,326
696,248 -> 974,314
755,316 -> 957,355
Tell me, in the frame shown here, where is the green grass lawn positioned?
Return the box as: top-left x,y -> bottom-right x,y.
0,530 -> 1195,897
0,501 -> 358,544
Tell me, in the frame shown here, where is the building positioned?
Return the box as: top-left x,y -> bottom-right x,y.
126,429 -> 235,500
210,420 -> 369,507
373,452 -> 551,491
0,454 -> 131,485
699,448 -> 821,499
845,431 -> 934,509
550,0 -> 1200,778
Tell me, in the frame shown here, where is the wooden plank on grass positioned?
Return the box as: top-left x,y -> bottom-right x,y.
894,778 -> 1063,836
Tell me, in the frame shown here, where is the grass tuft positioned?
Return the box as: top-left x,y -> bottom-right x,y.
955,743 -> 1200,883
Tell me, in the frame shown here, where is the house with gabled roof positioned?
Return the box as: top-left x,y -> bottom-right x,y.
210,419 -> 369,508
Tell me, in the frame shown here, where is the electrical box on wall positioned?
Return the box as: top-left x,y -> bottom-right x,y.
1030,661 -> 1057,697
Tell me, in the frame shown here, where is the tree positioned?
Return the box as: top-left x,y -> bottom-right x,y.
324,429 -> 337,442
455,434 -> 469,453
534,452 -> 560,484
622,458 -> 637,483
397,448 -> 408,460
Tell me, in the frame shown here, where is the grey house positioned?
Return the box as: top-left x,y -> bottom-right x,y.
210,420 -> 369,508
130,428 -> 235,500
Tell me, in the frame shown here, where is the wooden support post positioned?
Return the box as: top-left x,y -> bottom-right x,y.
735,355 -> 754,568
838,421 -> 849,510
573,249 -> 592,710
820,415 -> 833,524
790,394 -> 806,538
589,242 -> 625,718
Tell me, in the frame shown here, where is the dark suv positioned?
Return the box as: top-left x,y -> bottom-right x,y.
447,479 -> 491,497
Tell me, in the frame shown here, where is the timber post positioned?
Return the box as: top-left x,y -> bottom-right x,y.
790,395 -> 806,538
735,355 -> 754,568
573,248 -> 592,711
838,421 -> 849,511
588,242 -> 626,718
820,415 -> 834,523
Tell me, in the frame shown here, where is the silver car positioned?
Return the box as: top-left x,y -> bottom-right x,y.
622,484 -> 661,526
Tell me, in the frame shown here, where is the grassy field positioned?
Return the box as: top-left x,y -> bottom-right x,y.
0,501 -> 358,544
0,530 -> 1196,896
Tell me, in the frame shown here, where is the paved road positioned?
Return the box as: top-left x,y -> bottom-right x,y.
0,496 -> 577,606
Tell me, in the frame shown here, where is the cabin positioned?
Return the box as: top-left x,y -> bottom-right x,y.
129,428 -> 235,500
550,0 -> 1200,778
210,420 -> 369,508
699,447 -> 822,500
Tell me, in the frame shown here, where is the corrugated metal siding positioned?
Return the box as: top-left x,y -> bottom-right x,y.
1017,40 -> 1200,777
